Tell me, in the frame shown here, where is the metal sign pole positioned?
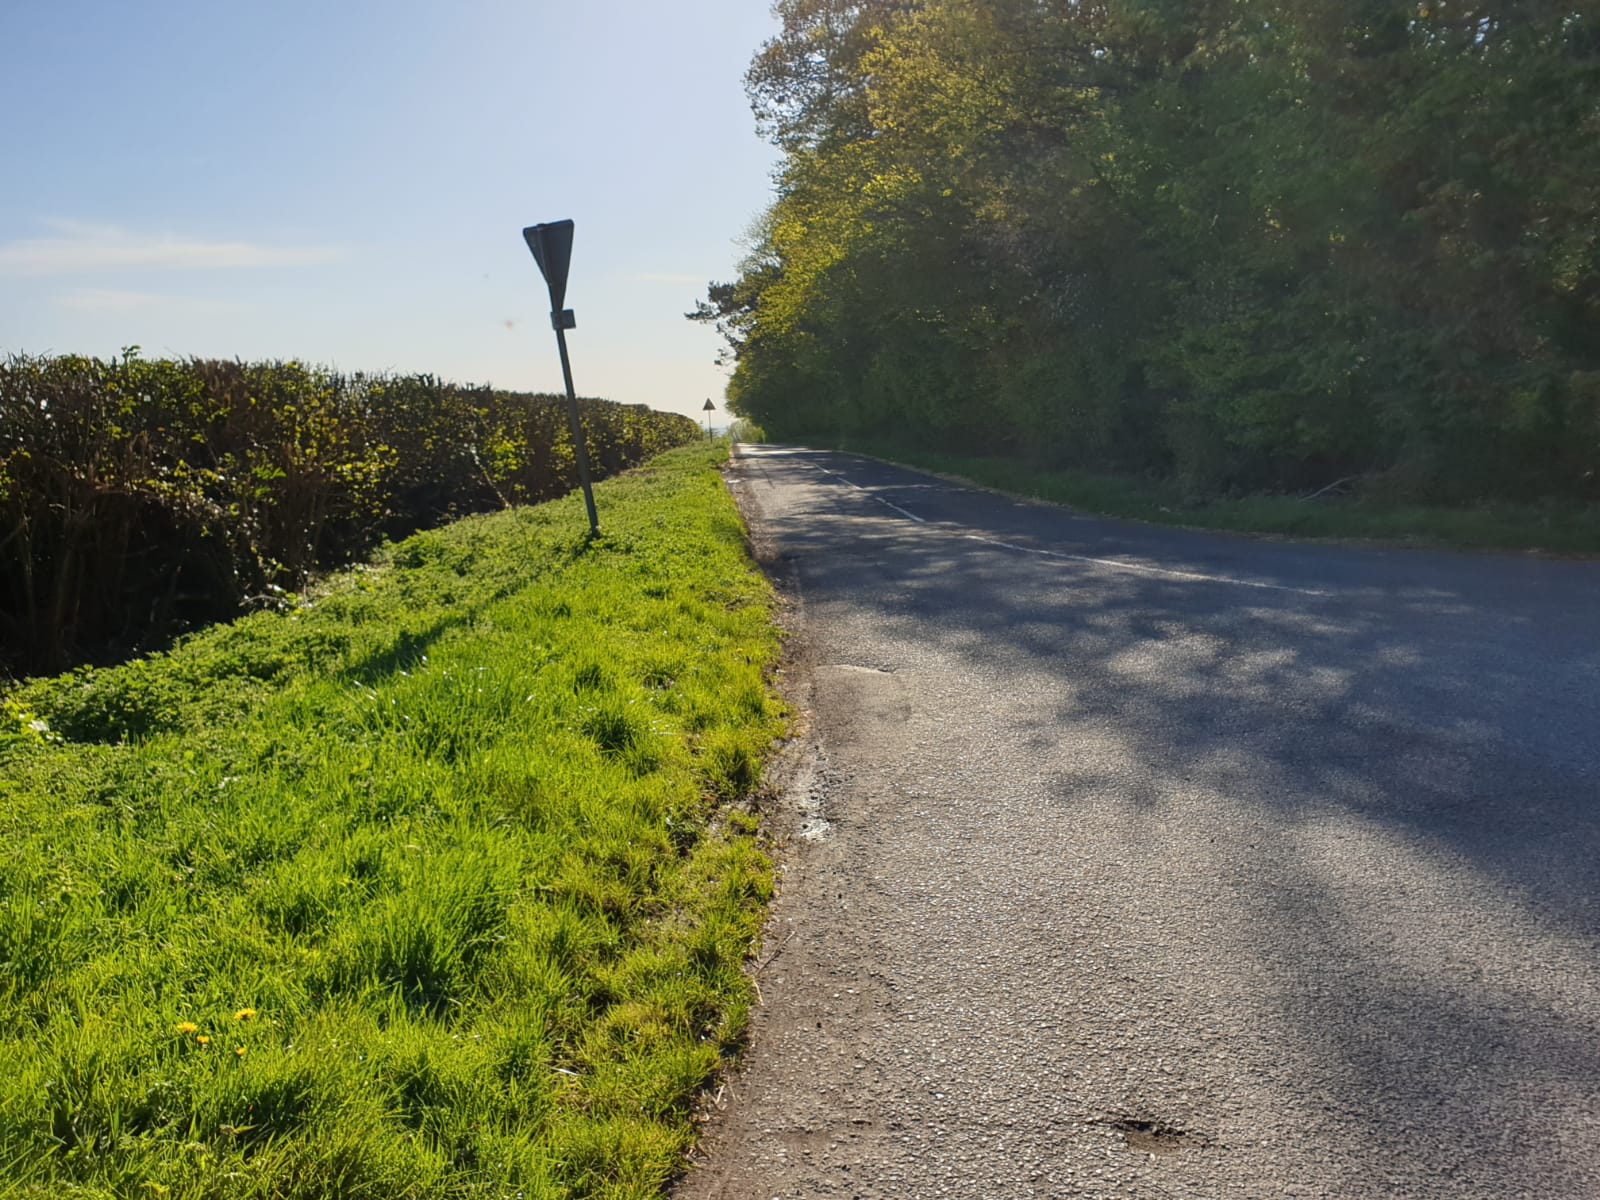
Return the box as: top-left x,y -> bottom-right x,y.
522,219 -> 599,539
553,318 -> 600,537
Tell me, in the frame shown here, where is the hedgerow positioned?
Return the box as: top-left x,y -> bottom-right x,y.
0,352 -> 700,676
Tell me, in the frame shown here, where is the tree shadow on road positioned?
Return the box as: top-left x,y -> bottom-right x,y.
751,447 -> 1600,1193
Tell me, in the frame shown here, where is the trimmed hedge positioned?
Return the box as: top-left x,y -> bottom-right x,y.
0,353 -> 700,676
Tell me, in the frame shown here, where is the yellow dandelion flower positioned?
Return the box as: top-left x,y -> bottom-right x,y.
234,1046 -> 246,1057
233,1008 -> 257,1022
195,1035 -> 211,1045
174,1022 -> 199,1035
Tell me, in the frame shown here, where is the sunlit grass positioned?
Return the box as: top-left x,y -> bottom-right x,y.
0,443 -> 783,1198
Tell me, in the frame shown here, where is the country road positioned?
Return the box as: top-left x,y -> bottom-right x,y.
678,445 -> 1600,1200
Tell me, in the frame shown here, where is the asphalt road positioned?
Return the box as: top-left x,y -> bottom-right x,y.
678,445 -> 1600,1200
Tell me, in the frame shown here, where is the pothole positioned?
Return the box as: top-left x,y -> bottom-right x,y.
785,746 -> 833,842
1096,1117 -> 1211,1155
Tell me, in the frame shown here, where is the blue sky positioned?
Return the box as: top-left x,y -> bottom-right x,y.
0,1 -> 779,419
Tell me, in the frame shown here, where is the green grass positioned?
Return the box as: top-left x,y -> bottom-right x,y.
825,439 -> 1600,556
0,444 -> 783,1199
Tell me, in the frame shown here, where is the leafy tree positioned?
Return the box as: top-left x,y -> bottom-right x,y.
701,0 -> 1600,503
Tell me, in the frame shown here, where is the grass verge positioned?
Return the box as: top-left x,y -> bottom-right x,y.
0,443 -> 782,1199
828,439 -> 1600,556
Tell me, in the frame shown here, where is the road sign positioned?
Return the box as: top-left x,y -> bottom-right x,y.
522,220 -> 574,311
521,218 -> 598,538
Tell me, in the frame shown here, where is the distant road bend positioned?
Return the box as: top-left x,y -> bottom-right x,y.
681,445 -> 1600,1200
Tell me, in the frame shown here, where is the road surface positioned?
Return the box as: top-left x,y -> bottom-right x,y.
678,445 -> 1600,1200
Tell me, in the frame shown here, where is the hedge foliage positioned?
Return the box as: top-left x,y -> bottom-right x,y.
0,353 -> 700,676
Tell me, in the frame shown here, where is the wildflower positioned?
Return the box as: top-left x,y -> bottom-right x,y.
234,1047 -> 246,1057
195,1035 -> 211,1046
174,1022 -> 199,1035
233,1008 -> 256,1022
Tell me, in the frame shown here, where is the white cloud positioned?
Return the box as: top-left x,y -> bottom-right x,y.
54,288 -> 248,315
0,219 -> 341,276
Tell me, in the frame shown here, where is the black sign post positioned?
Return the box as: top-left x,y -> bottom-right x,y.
702,398 -> 716,441
522,219 -> 600,538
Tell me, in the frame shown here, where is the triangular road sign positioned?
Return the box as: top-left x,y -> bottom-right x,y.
522,220 -> 575,312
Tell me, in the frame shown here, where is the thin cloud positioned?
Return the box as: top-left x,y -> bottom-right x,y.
0,219 -> 341,276
56,288 -> 248,315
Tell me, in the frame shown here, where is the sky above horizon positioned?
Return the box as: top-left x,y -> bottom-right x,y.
0,1 -> 780,420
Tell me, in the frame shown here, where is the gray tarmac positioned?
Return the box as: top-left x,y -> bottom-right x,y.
677,445 -> 1600,1200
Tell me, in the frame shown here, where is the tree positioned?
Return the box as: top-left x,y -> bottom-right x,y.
697,0 -> 1600,501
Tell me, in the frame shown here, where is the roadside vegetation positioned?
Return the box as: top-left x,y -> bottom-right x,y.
0,443 -> 783,1199
0,352 -> 700,677
725,419 -> 768,444
696,1 -> 1600,518
833,439 -> 1600,555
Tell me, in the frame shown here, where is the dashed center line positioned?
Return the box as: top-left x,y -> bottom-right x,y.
962,535 -> 1329,596
811,465 -> 927,522
802,458 -> 1325,596
877,499 -> 927,523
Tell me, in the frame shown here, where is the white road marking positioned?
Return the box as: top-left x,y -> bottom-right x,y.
878,499 -> 927,524
963,534 -> 1329,596
811,464 -> 927,522
803,457 -> 1322,595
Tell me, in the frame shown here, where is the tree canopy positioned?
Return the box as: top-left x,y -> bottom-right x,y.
698,0 -> 1600,502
